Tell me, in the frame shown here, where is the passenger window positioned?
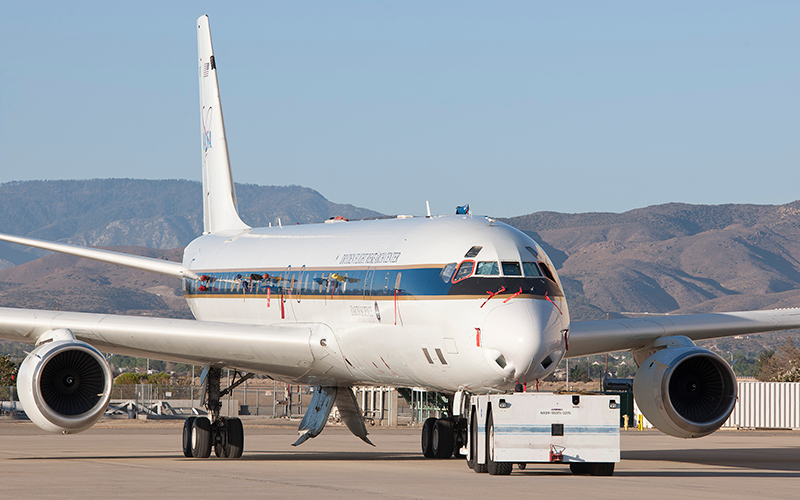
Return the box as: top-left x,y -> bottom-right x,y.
501,262 -> 522,276
452,261 -> 475,283
440,263 -> 457,283
522,262 -> 542,277
475,261 -> 499,276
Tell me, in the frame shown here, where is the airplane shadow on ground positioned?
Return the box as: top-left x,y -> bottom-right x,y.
10,451 -> 427,462
612,448 -> 800,478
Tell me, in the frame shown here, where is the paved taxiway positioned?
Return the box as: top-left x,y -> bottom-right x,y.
1,418 -> 798,499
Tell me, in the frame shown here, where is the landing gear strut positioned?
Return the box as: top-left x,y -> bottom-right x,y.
183,367 -> 253,459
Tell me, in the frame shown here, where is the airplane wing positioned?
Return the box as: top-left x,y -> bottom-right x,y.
0,306 -> 319,379
0,232 -> 199,279
567,308 -> 800,358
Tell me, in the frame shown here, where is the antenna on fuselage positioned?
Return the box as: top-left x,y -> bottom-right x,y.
197,15 -> 250,235
426,201 -> 431,218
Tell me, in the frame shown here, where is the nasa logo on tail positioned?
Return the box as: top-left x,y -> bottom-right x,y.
202,107 -> 213,153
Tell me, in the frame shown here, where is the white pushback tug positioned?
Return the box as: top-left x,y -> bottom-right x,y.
462,392 -> 620,475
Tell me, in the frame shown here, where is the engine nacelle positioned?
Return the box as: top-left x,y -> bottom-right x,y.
634,345 -> 737,438
17,329 -> 113,434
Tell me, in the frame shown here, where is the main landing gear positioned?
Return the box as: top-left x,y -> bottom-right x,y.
420,416 -> 467,459
182,367 -> 253,459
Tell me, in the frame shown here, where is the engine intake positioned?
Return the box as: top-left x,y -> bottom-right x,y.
634,344 -> 736,438
17,329 -> 113,434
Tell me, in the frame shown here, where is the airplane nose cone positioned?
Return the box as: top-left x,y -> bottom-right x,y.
481,300 -> 555,383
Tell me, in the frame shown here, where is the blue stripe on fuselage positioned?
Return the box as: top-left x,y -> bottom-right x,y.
182,267 -> 562,299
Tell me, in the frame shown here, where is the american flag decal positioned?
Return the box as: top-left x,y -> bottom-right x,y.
203,62 -> 209,78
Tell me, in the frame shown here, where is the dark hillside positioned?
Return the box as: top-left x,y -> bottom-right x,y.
504,201 -> 800,317
0,179 -> 382,268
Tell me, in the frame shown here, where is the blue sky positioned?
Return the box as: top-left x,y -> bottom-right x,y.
1,2 -> 798,218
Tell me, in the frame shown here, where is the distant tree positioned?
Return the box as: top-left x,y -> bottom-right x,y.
0,355 -> 17,385
756,349 -> 775,381
146,372 -> 170,385
113,372 -> 175,385
757,341 -> 800,382
569,362 -> 589,382
731,355 -> 759,377
114,372 -> 141,385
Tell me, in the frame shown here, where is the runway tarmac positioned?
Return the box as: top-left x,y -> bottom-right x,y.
1,418 -> 798,499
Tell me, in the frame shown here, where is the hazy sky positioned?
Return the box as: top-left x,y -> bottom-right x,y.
1,2 -> 798,218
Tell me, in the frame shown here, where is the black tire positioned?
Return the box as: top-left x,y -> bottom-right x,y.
589,462 -> 615,476
570,462 -> 590,475
432,419 -> 454,459
486,410 -> 512,475
470,411 -> 487,473
224,417 -> 244,459
191,418 -> 212,458
182,417 -> 196,458
421,417 -> 437,458
518,463 -> 527,470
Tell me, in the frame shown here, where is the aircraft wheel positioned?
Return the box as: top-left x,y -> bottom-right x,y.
589,463 -> 615,476
191,418 -> 212,458
432,418 -> 454,458
570,462 -> 590,475
470,412 -> 487,473
421,417 -> 437,458
486,410 -> 511,475
182,417 -> 196,457
224,417 -> 244,459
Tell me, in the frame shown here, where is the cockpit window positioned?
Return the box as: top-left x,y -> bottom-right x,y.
440,263 -> 457,283
452,261 -> 475,283
539,262 -> 557,283
522,262 -> 542,277
525,246 -> 539,259
465,246 -> 483,258
501,262 -> 522,276
475,261 -> 499,276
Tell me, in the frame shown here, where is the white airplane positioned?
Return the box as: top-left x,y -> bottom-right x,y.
2,15 -> 800,468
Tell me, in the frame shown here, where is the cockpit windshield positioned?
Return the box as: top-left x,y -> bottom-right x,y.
452,261 -> 475,283
501,261 -> 522,276
522,262 -> 542,277
475,261 -> 499,276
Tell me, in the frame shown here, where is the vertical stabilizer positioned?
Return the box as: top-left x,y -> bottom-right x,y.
197,15 -> 250,234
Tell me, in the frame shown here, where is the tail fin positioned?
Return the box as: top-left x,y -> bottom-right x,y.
197,15 -> 249,234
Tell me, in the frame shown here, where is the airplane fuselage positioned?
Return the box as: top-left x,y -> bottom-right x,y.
182,214 -> 569,393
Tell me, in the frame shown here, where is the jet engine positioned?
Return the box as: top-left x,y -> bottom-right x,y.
633,342 -> 737,438
17,329 -> 113,434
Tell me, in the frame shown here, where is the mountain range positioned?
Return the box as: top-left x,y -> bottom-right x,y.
503,202 -> 800,319
0,179 -> 381,268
